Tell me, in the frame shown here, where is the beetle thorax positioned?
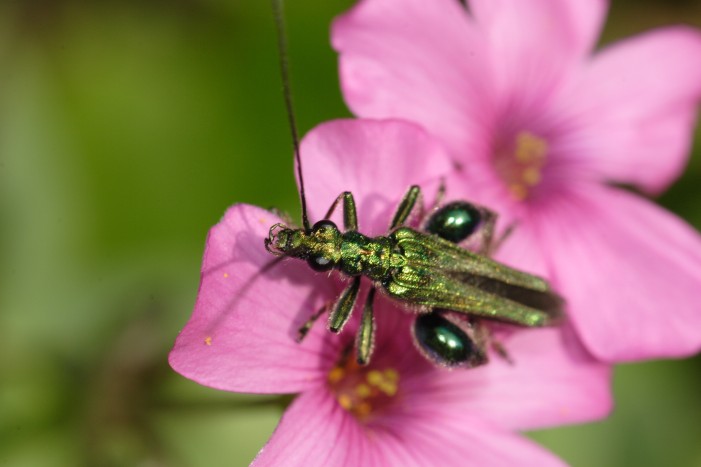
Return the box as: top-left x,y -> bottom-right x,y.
339,231 -> 396,279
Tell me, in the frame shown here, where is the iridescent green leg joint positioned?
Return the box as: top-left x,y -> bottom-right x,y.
297,302 -> 331,342
477,211 -> 498,255
324,191 -> 358,231
389,185 -> 422,230
356,288 -> 377,365
328,277 -> 361,333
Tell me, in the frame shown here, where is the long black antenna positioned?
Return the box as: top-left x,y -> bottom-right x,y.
271,0 -> 311,232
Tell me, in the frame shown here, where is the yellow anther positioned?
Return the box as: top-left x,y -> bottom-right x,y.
495,131 -> 548,201
223,273 -> 229,278
378,381 -> 398,397
355,383 -> 372,398
366,370 -> 383,386
338,394 -> 353,410
329,364 -> 401,421
204,336 -> 212,346
328,367 -> 345,384
522,167 -> 542,186
515,132 -> 548,162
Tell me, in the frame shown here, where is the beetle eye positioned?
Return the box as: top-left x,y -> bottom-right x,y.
412,312 -> 486,368
307,254 -> 335,272
312,220 -> 337,232
425,202 -> 481,243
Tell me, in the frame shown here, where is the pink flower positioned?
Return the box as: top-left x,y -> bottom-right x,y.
332,0 -> 701,362
170,120 -> 611,466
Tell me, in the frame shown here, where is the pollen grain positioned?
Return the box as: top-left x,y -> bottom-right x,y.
327,359 -> 400,421
494,131 -> 549,201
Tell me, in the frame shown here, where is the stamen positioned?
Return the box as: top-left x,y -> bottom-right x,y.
355,384 -> 371,398
327,367 -> 345,384
494,131 -> 549,201
338,394 -> 353,410
327,359 -> 400,421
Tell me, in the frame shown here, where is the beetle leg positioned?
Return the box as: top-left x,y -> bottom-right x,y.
481,218 -> 517,256
296,301 -> 331,342
415,178 -> 447,226
429,178 -> 446,213
389,185 -> 423,230
476,210 -> 498,255
474,321 -> 515,365
328,277 -> 361,333
324,192 -> 358,231
355,288 -> 377,365
491,339 -> 515,365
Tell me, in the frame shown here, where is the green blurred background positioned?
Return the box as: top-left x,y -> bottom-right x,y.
1,1 -> 700,466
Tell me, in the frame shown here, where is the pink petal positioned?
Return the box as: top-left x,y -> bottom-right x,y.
252,389 -> 369,466
255,389 -> 566,467
540,186 -> 701,361
468,0 -> 607,89
169,204 -> 341,394
418,327 -> 612,431
571,27 -> 701,193
299,119 -> 454,235
470,0 -> 608,54
492,215 -> 552,278
372,408 -> 567,466
332,0 -> 494,158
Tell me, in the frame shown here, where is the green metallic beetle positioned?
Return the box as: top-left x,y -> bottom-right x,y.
268,0 -> 562,369
265,186 -> 563,368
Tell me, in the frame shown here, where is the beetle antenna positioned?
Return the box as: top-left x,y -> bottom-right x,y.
271,0 -> 311,232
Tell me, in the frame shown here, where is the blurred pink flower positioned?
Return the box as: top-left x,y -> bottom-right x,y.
333,0 -> 701,362
170,120 -> 611,466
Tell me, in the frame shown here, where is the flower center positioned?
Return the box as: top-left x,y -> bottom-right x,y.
327,358 -> 400,421
493,131 -> 549,201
